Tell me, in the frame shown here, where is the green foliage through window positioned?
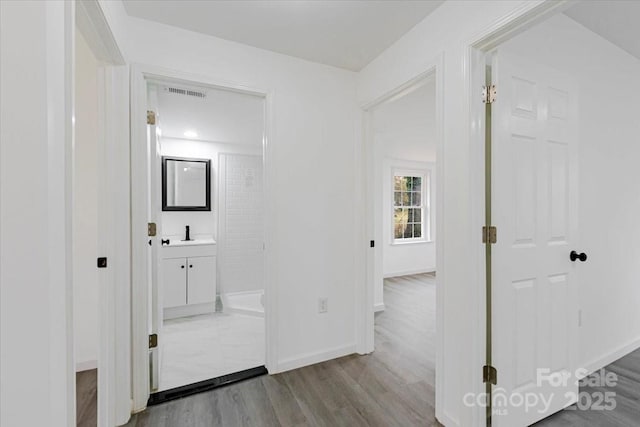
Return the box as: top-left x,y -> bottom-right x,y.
393,175 -> 425,240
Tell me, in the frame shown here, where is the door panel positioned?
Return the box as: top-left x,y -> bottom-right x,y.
162,258 -> 187,308
492,51 -> 579,426
187,256 -> 216,305
148,84 -> 163,391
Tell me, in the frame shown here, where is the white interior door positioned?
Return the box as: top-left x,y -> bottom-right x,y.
491,51 -> 579,426
147,84 -> 163,392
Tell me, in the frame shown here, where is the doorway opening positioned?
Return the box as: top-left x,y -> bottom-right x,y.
142,76 -> 268,404
362,62 -> 444,422
473,2 -> 640,425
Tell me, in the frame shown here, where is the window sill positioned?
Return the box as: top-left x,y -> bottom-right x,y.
391,239 -> 433,246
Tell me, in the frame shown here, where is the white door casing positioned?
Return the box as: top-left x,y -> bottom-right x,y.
491,51 -> 579,426
147,85 -> 163,392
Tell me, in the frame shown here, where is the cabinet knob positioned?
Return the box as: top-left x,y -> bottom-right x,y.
189,265 -> 193,268
181,265 -> 185,269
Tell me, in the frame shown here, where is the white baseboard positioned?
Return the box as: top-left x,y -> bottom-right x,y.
276,343 -> 356,373
221,290 -> 264,317
579,337 -> 640,379
374,303 -> 386,312
164,302 -> 215,320
224,306 -> 265,318
383,267 -> 436,279
436,411 -> 460,427
76,359 -> 97,372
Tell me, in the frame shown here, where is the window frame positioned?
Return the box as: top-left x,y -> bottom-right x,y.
391,168 -> 431,245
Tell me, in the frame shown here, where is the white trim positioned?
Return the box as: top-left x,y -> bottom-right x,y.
357,52 -> 445,422
383,268 -> 436,279
277,344 -> 357,373
130,65 -> 151,414
391,167 -> 431,244
130,64 -> 277,411
76,360 -> 98,372
579,338 -> 640,380
390,239 -> 432,246
373,303 -> 386,313
48,2 -> 76,425
75,0 -> 124,65
75,2 -> 131,425
221,290 -> 265,318
163,303 -> 215,320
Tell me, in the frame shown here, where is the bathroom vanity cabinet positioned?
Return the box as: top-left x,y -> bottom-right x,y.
161,240 -> 217,319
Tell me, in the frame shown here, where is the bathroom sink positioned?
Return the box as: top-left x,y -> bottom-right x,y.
164,238 -> 216,247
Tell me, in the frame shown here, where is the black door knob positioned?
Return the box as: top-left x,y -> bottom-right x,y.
161,239 -> 170,246
181,265 -> 185,269
570,251 -> 587,262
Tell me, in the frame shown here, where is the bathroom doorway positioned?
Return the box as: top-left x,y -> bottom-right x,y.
141,76 -> 268,403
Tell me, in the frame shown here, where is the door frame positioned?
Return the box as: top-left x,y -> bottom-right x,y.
130,64 -> 276,411
356,52 -> 446,420
464,0 -> 574,425
75,1 -> 131,426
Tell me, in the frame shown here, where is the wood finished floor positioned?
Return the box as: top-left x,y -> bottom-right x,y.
123,273 -> 440,427
78,273 -> 640,426
76,369 -> 98,427
534,348 -> 640,426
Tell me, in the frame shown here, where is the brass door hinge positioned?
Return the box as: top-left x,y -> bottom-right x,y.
482,226 -> 497,244
483,365 -> 497,385
482,85 -> 497,104
147,110 -> 156,125
148,222 -> 157,237
149,334 -> 158,349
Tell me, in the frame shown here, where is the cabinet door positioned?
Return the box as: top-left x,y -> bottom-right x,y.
187,256 -> 216,305
162,258 -> 187,308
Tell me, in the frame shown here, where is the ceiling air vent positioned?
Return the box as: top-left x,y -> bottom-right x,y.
164,86 -> 206,98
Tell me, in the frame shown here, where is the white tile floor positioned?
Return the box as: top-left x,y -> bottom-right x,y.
159,312 -> 265,391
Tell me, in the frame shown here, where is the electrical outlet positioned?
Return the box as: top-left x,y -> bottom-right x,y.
318,297 -> 328,314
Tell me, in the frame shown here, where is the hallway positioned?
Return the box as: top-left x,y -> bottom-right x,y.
79,273 -> 640,426
123,273 -> 439,426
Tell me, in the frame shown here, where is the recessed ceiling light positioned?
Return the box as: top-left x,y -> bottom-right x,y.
184,130 -> 198,139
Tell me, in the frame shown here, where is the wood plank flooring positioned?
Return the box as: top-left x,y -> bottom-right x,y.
534,348 -> 640,426
124,273 -> 440,427
78,272 -> 640,426
76,369 -> 98,427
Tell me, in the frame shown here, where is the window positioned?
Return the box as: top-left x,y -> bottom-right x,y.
393,172 -> 428,242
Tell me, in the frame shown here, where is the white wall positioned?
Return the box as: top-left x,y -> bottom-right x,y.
99,0 -> 360,372
218,154 -> 264,295
160,137 -> 261,241
500,13 -> 640,374
74,29 -> 100,372
1,1 -> 74,426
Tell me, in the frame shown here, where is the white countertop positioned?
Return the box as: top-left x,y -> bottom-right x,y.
163,238 -> 216,247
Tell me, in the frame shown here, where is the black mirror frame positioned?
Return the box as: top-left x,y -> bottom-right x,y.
162,156 -> 211,211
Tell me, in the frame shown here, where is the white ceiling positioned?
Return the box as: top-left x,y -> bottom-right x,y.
564,1 -> 640,60
122,0 -> 444,71
154,82 -> 264,144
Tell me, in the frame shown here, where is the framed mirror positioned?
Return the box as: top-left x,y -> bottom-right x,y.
162,156 -> 211,211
